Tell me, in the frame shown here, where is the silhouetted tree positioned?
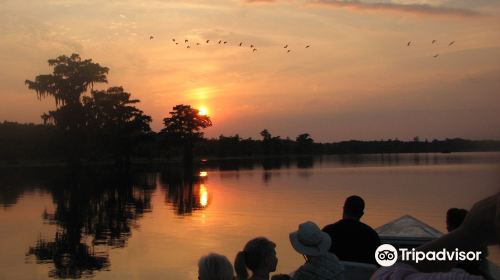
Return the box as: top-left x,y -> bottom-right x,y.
161,105 -> 212,166
260,129 -> 272,154
0,121 -> 58,163
25,54 -> 109,163
271,135 -> 283,154
260,129 -> 271,141
296,133 -> 314,154
25,54 -> 109,106
216,134 -> 241,157
83,87 -> 152,166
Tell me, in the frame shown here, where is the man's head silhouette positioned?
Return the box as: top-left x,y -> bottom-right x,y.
343,195 -> 365,220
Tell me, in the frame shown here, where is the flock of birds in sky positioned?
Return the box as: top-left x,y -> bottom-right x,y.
407,39 -> 456,58
148,35 -> 455,58
148,35 -> 310,53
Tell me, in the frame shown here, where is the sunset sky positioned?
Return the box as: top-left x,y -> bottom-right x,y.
1,0 -> 499,142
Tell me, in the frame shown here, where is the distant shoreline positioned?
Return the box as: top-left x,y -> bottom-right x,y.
1,151 -> 499,168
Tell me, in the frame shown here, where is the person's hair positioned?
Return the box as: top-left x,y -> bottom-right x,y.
198,253 -> 234,280
343,195 -> 365,218
446,208 -> 468,232
234,237 -> 276,280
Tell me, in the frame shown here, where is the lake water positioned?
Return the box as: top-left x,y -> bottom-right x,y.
0,153 -> 499,279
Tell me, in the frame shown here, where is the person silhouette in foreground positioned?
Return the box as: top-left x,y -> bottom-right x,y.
372,193 -> 500,280
198,253 -> 235,280
234,237 -> 279,280
322,195 -> 381,265
288,221 -> 345,280
446,208 -> 488,277
447,208 -> 468,232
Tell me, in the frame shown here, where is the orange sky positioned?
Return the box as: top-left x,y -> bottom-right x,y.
1,0 -> 499,141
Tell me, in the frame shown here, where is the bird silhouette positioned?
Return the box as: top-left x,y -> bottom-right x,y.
433,54 -> 439,58
253,48 -> 257,52
407,41 -> 411,46
305,45 -> 310,48
196,43 -> 200,45
250,44 -> 254,48
206,40 -> 210,43
218,40 -> 222,44
239,42 -> 243,46
223,41 -> 227,44
432,40 -> 436,44
185,39 -> 189,43
176,42 -> 179,45
287,50 -> 291,53
284,45 -> 288,48
150,35 -> 154,40
449,41 -> 455,46
172,38 -> 176,42
187,46 -> 190,48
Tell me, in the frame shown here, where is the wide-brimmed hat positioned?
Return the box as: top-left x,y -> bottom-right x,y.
289,221 -> 331,256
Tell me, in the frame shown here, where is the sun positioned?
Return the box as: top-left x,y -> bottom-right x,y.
198,106 -> 209,116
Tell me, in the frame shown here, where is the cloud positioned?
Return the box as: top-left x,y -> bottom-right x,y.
311,0 -> 481,17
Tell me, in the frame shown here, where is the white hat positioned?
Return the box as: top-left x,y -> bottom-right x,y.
289,221 -> 331,256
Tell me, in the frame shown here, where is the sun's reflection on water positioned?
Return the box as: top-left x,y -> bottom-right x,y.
199,184 -> 208,208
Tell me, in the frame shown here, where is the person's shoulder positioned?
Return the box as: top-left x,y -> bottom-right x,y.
322,220 -> 343,232
358,221 -> 378,232
325,219 -> 368,233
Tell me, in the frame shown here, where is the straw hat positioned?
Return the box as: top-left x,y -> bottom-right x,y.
289,221 -> 331,256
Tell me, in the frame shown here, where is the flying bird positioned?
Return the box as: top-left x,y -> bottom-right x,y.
432,40 -> 436,44
407,41 -> 411,46
253,48 -> 257,52
206,40 -> 210,43
449,41 -> 455,46
149,35 -> 154,40
172,38 -> 176,42
287,50 -> 291,53
305,45 -> 310,48
185,39 -> 189,43
239,42 -> 243,46
433,54 -> 439,58
218,40 -> 222,44
223,41 -> 227,44
250,44 -> 254,48
196,42 -> 200,45
284,45 -> 288,48
176,42 -> 179,45
187,46 -> 190,48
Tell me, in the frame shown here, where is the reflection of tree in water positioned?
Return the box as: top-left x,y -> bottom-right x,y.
260,157 -> 314,183
296,156 -> 315,179
160,168 -> 210,215
297,156 -> 314,169
262,158 -> 288,170
26,169 -> 156,278
0,168 -> 53,208
28,232 -> 109,278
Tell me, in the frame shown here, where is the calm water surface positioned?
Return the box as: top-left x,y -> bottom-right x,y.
0,153 -> 499,279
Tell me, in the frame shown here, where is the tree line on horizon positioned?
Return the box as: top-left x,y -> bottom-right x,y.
2,120 -> 500,165
0,53 -> 499,166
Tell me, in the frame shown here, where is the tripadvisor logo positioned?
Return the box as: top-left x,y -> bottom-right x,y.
375,244 -> 398,267
375,244 -> 483,267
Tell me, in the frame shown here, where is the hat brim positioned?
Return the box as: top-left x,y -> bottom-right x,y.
289,231 -> 331,257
